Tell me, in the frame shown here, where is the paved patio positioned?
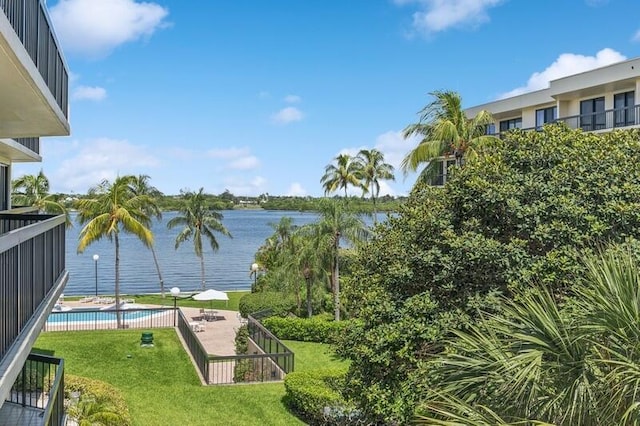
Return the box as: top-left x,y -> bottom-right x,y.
179,307 -> 242,356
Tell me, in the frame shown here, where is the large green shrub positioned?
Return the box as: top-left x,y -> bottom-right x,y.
340,126 -> 640,424
262,316 -> 349,343
284,369 -> 358,425
65,374 -> 131,425
238,291 -> 296,317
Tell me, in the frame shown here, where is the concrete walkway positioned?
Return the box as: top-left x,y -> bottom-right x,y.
179,307 -> 241,356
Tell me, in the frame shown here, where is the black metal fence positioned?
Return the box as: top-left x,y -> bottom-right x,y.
176,311 -> 294,385
6,353 -> 65,426
0,0 -> 69,117
44,307 -> 175,332
0,213 -> 66,360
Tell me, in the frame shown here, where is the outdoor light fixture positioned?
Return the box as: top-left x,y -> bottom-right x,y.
170,287 -> 181,326
250,263 -> 259,293
92,254 -> 99,297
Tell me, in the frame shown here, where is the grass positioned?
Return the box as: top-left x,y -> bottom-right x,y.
35,329 -> 347,425
65,291 -> 249,311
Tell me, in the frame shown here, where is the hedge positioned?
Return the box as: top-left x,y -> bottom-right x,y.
65,374 -> 131,425
238,291 -> 296,318
262,316 -> 349,343
284,369 -> 359,425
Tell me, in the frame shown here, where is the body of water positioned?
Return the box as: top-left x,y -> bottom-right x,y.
63,210 -> 320,295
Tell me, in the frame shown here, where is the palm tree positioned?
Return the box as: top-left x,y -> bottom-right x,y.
354,149 -> 395,224
76,176 -> 153,328
303,199 -> 368,321
167,188 -> 231,290
402,90 -> 496,184
130,174 -> 166,297
321,154 -> 363,198
12,170 -> 71,226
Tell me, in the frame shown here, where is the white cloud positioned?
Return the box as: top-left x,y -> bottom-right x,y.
50,0 -> 169,57
72,85 -> 107,101
284,95 -> 301,103
271,107 -> 304,124
207,147 -> 250,159
396,0 -> 504,35
50,138 -> 160,192
221,176 -> 267,196
229,156 -> 260,170
499,48 -> 627,98
286,183 -> 307,196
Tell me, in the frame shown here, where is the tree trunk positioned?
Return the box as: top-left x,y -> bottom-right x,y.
334,232 -> 341,321
200,254 -> 206,290
306,277 -> 313,318
151,246 -> 165,297
372,194 -> 378,225
115,234 -> 122,329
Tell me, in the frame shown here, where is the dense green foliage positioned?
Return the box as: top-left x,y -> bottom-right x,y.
284,369 -> 356,425
66,374 -> 131,425
418,245 -> 640,425
262,316 -> 348,343
339,126 -> 640,423
238,291 -> 297,317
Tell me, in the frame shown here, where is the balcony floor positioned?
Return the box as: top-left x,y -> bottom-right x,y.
0,401 -> 44,426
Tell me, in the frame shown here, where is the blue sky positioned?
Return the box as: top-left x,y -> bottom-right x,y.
14,0 -> 640,196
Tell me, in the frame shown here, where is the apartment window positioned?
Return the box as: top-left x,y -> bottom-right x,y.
614,91 -> 635,127
536,106 -> 557,129
499,118 -> 522,132
433,159 -> 456,186
580,97 -> 605,131
0,164 -> 7,211
484,123 -> 496,135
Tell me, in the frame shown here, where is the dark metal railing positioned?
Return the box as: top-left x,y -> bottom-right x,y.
0,0 -> 69,117
0,213 -> 66,361
44,307 -> 175,332
6,353 -> 65,426
556,105 -> 640,132
176,311 -> 294,385
14,137 -> 40,154
247,315 -> 294,374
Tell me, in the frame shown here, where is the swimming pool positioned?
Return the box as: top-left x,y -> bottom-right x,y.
47,308 -> 159,323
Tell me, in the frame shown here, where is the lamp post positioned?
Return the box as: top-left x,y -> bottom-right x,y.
170,287 -> 180,327
92,254 -> 99,297
250,263 -> 259,293
303,266 -> 312,318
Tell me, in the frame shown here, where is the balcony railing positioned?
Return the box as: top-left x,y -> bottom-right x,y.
4,353 -> 65,426
0,0 -> 69,117
486,105 -> 640,139
0,213 -> 66,361
14,137 -> 40,154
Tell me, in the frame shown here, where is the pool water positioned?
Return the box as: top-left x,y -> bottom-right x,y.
47,309 -> 157,323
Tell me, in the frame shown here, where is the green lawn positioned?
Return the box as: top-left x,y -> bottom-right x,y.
36,329 -> 345,425
284,340 -> 350,372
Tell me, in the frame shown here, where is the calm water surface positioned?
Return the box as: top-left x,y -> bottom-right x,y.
63,210 -> 320,295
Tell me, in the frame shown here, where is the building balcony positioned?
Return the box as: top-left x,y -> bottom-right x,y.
0,0 -> 70,139
0,353 -> 65,426
0,212 -> 68,412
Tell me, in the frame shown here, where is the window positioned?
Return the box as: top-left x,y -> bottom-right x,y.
499,118 -> 522,132
0,164 -> 7,211
432,159 -> 456,186
536,106 -> 557,129
580,97 -> 605,131
484,123 -> 496,135
614,91 -> 635,127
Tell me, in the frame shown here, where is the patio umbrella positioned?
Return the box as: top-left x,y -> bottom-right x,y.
192,289 -> 229,308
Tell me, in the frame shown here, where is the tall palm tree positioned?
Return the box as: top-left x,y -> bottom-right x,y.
76,176 -> 153,328
130,174 -> 166,297
321,154 -> 363,198
354,149 -> 395,224
402,90 -> 496,183
303,199 -> 368,321
167,188 -> 231,290
12,170 -> 71,226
